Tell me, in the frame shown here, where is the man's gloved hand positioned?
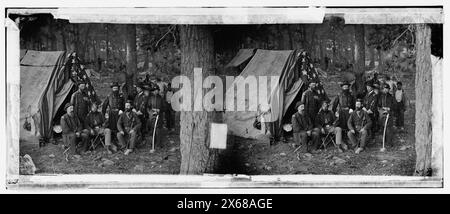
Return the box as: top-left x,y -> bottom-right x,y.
118,110 -> 123,115
349,109 -> 353,114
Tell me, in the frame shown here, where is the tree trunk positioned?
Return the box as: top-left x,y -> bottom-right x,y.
179,25 -> 219,175
143,49 -> 150,71
125,24 -> 138,96
353,24 -> 366,98
105,24 -> 110,68
414,24 -> 433,176
369,47 -> 375,69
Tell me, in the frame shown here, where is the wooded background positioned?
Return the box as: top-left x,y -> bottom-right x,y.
17,15 -> 442,81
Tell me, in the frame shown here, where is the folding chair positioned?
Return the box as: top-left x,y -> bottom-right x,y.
319,131 -> 337,150
89,133 -> 106,151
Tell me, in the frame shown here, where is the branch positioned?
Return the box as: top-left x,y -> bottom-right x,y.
390,27 -> 410,49
155,25 -> 175,48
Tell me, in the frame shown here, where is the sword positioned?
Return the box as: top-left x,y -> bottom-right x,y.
150,113 -> 159,153
380,113 -> 389,152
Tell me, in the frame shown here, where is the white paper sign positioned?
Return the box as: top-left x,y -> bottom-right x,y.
210,123 -> 227,149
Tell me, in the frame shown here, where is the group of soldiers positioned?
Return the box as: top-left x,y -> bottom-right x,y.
291,75 -> 409,154
60,77 -> 175,158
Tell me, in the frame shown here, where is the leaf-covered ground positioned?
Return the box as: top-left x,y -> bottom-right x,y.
20,71 -> 416,176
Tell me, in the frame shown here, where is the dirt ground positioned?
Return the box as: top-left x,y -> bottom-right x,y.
20,71 -> 416,176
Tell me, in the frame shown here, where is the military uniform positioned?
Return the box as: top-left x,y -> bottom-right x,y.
84,111 -> 112,147
347,110 -> 372,149
70,89 -> 91,126
61,112 -> 89,155
314,109 -> 344,147
117,111 -> 142,150
148,93 -> 164,146
378,92 -> 395,146
331,91 -> 355,130
301,89 -> 322,123
291,112 -> 320,152
133,91 -> 149,134
363,89 -> 379,134
102,92 -> 125,132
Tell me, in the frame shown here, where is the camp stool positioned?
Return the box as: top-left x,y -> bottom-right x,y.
89,133 -> 106,151
319,131 -> 337,151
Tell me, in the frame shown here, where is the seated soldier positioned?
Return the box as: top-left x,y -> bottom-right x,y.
117,100 -> 142,155
313,101 -> 347,152
291,101 -> 320,153
347,99 -> 373,154
84,102 -> 115,154
60,103 -> 90,156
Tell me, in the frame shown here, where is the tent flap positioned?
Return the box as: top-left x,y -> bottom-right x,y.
225,49 -> 256,67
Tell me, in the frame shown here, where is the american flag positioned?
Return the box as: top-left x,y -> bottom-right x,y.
66,53 -> 100,103
297,50 -> 329,101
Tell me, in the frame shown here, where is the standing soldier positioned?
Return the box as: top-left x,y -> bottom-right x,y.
301,81 -> 322,123
378,83 -> 395,148
133,82 -> 148,136
102,82 -> 125,136
165,82 -> 175,132
117,100 -> 142,155
363,81 -> 379,136
347,99 -> 372,154
393,81 -> 409,131
331,81 -> 355,149
70,81 -> 91,126
148,85 -> 164,150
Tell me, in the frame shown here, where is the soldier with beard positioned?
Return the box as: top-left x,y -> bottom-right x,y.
331,81 -> 355,150
300,81 -> 322,123
292,102 -> 320,153
117,100 -> 142,155
363,81 -> 379,136
70,81 -> 91,126
347,99 -> 372,154
378,83 -> 395,148
61,103 -> 90,156
102,82 -> 125,134
133,82 -> 149,136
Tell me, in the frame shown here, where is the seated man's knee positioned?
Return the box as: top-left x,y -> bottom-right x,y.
104,128 -> 111,135
335,127 -> 342,133
117,132 -> 124,138
347,131 -> 354,138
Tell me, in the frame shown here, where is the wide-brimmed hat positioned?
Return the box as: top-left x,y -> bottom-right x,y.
295,101 -> 304,109
77,80 -> 86,85
383,83 -> 391,89
64,103 -> 73,110
110,81 -> 120,88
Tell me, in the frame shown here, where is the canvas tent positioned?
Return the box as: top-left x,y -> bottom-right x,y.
224,49 -> 326,139
20,50 -> 98,142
